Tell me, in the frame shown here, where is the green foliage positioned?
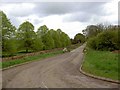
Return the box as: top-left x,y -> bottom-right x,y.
32,37 -> 44,51
1,11 -> 17,55
73,33 -> 85,44
37,25 -> 55,50
59,31 -> 71,47
87,30 -> 119,51
87,37 -> 97,49
37,27 -> 71,50
96,30 -> 118,51
4,38 -> 17,56
113,30 -> 120,49
37,25 -> 48,37
1,11 -> 16,38
49,29 -> 62,48
1,11 -> 71,56
17,21 -> 36,52
42,32 -> 55,50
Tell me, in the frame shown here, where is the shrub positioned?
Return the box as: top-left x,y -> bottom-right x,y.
87,37 -> 97,50
87,30 -> 119,51
96,30 -> 118,51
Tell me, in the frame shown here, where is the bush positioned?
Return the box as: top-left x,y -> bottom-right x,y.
96,31 -> 116,51
87,30 -> 119,51
113,30 -> 120,50
87,37 -> 97,50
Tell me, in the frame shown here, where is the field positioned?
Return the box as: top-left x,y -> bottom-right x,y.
82,48 -> 119,80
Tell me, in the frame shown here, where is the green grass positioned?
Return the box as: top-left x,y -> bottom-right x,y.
82,48 -> 119,80
1,50 -> 63,69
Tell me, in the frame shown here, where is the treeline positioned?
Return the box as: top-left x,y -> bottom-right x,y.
82,24 -> 120,51
1,11 -> 71,56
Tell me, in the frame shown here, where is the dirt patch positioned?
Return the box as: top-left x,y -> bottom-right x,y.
112,50 -> 120,53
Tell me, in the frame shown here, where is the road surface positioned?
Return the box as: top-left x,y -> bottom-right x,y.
2,44 -> 118,88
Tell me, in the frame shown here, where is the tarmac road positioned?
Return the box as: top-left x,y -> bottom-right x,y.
2,44 -> 118,88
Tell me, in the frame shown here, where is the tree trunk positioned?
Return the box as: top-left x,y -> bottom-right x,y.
26,48 -> 28,53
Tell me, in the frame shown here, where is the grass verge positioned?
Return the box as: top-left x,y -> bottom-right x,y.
82,48 -> 119,80
1,50 -> 63,69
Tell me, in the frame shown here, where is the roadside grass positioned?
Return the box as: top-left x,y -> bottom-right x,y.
82,48 -> 119,80
1,43 -> 83,69
1,50 -> 63,69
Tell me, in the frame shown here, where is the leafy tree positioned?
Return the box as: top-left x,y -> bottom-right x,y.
17,21 -> 35,52
32,36 -> 44,51
84,25 -> 102,38
56,29 -> 63,47
1,11 -> 17,55
37,25 -> 54,50
49,29 -> 61,48
42,32 -> 55,50
37,25 -> 48,37
60,31 -> 71,47
4,38 -> 17,56
74,33 -> 85,44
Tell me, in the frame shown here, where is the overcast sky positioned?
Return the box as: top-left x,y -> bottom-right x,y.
0,0 -> 118,38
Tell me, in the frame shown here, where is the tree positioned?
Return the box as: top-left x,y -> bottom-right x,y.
60,31 -> 71,47
1,11 -> 17,55
4,38 -> 17,56
74,33 -> 85,44
37,25 -> 54,50
32,36 -> 44,51
37,26 -> 71,49
17,21 -> 35,52
42,32 -> 55,50
83,25 -> 103,39
37,25 -> 48,37
49,29 -> 61,48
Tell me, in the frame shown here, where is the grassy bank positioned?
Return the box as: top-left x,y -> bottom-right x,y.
1,50 -> 63,69
82,49 -> 119,80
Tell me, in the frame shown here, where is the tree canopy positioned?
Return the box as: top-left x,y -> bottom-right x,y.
17,21 -> 36,52
73,33 -> 85,44
1,11 -> 17,55
2,11 -> 72,56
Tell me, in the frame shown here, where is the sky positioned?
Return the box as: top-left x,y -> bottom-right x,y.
0,0 -> 119,38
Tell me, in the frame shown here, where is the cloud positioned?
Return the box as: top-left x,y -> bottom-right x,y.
33,2 -> 108,23
0,3 -> 36,21
63,12 -> 92,22
0,1 -> 118,38
8,3 -> 35,17
33,18 -> 43,25
34,2 -> 106,16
